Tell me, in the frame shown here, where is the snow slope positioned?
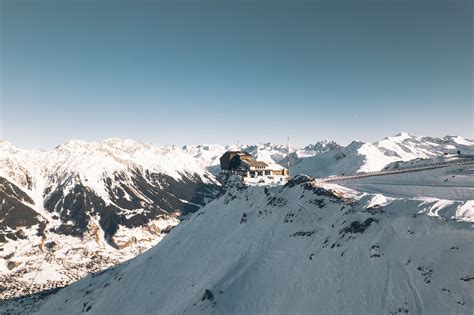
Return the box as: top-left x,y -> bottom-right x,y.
4,176 -> 474,314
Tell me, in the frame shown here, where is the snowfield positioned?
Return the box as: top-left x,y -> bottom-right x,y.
2,176 -> 474,314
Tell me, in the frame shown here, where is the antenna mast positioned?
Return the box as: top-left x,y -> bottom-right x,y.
287,136 -> 290,177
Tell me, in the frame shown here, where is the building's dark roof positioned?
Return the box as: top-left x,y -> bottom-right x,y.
240,156 -> 268,168
220,151 -> 253,171
221,151 -> 252,157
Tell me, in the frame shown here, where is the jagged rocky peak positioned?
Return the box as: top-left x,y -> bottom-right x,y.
301,139 -> 341,153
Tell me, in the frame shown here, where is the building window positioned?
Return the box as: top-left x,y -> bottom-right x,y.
257,171 -> 263,176
265,170 -> 270,175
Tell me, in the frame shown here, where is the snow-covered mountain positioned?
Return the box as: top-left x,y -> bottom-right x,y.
0,139 -> 222,299
4,169 -> 473,314
292,133 -> 474,177
0,139 -> 222,243
0,133 -> 472,300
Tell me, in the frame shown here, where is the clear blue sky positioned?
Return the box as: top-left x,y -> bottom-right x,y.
1,0 -> 472,149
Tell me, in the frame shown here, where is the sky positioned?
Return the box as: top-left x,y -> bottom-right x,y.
0,0 -> 472,149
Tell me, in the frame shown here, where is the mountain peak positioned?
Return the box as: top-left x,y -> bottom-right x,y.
395,131 -> 411,137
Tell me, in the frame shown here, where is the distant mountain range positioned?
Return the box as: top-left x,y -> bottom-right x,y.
292,133 -> 474,177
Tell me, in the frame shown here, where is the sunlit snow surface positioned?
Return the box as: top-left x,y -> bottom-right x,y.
2,175 -> 474,314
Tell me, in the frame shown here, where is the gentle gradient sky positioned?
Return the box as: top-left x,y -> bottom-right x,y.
1,0 -> 472,149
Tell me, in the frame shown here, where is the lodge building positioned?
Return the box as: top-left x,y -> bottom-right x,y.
219,151 -> 289,179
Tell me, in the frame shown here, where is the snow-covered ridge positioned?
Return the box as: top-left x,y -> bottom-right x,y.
3,132 -> 471,184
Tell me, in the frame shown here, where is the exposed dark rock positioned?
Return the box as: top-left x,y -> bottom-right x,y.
302,182 -> 344,203
44,242 -> 58,250
284,175 -> 312,188
240,213 -> 248,224
6,261 -> 20,270
309,198 -> 325,208
366,205 -> 384,215
290,231 -> 315,237
283,212 -> 295,223
340,218 -> 378,236
369,245 -> 383,258
201,289 -> 216,307
417,265 -> 433,284
161,225 -> 175,234
0,177 -> 44,243
267,196 -> 288,207
0,177 -> 34,204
